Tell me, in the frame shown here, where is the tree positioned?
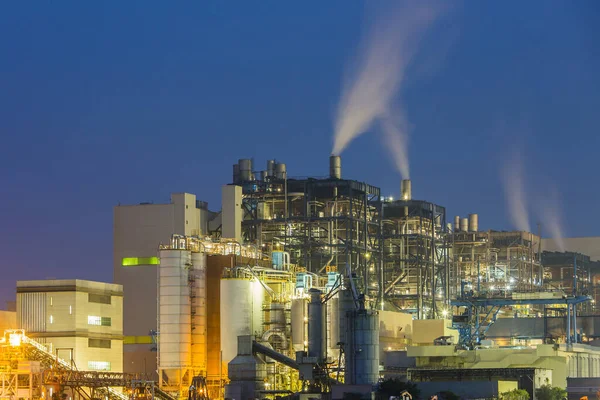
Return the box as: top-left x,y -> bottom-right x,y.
535,384 -> 567,400
438,391 -> 461,400
500,389 -> 530,400
377,379 -> 421,400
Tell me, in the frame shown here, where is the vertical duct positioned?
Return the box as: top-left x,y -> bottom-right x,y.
460,218 -> 469,233
468,214 -> 479,232
329,155 -> 342,179
232,164 -> 240,184
454,216 -> 460,232
307,288 -> 325,361
401,179 -> 412,201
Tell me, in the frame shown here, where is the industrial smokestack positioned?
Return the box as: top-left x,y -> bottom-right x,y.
267,160 -> 275,177
232,163 -> 240,184
238,159 -> 252,181
329,155 -> 342,179
401,179 -> 412,201
454,216 -> 460,232
460,218 -> 469,233
468,214 -> 479,232
274,163 -> 287,180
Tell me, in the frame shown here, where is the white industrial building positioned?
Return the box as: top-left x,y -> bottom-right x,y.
16,279 -> 123,372
113,192 -> 217,376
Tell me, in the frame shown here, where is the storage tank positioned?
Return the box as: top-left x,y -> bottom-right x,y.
238,159 -> 253,181
346,310 -> 379,385
454,216 -> 460,232
460,218 -> 469,233
468,213 -> 479,232
291,297 -> 307,352
220,279 -> 265,367
158,249 -> 192,384
307,289 -> 325,361
401,179 -> 412,201
329,155 -> 341,179
260,171 -> 267,181
274,163 -> 287,179
190,252 -> 207,372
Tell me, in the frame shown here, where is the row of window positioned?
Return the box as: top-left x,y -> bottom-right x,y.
88,338 -> 111,349
49,293 -> 112,305
88,316 -> 112,326
88,361 -> 111,371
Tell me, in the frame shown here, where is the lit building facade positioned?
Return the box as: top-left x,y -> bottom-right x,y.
16,279 -> 123,372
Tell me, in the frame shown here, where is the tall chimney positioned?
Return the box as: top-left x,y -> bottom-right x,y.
401,179 -> 412,201
329,155 -> 342,179
454,216 -> 460,232
468,214 -> 479,232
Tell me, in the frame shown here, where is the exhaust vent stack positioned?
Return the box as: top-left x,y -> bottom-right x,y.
468,214 -> 479,232
401,179 -> 412,201
329,155 -> 342,179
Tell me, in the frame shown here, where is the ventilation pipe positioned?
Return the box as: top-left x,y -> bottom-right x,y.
468,214 -> 479,232
329,155 -> 342,179
454,216 -> 460,232
401,179 -> 412,201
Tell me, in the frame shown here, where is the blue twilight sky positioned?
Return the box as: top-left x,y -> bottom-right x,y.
0,1 -> 598,305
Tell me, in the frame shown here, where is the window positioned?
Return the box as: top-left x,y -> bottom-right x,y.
88,293 -> 111,304
88,316 -> 111,326
88,338 -> 111,349
49,315 -> 54,324
50,297 -> 53,306
121,257 -> 159,266
69,305 -> 72,315
88,361 -> 111,371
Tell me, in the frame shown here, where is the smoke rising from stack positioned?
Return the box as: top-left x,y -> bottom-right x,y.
332,1 -> 445,180
539,188 -> 566,252
501,153 -> 531,233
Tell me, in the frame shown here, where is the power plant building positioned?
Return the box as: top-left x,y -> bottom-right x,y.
15,279 -> 123,373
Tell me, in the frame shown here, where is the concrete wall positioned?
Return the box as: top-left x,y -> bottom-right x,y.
415,380 -> 508,400
221,185 -> 242,242
411,319 -> 457,345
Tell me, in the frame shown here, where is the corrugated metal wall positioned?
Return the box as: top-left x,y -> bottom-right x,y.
18,292 -> 47,332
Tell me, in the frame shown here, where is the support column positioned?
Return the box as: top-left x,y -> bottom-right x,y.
567,304 -> 572,345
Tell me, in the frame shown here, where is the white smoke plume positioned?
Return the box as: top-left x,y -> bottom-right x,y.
539,187 -> 566,252
380,109 -> 410,179
332,1 -> 445,174
501,153 -> 531,232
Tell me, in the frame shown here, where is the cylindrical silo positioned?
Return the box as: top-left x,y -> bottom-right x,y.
460,218 -> 469,233
307,289 -> 325,361
275,163 -> 287,180
238,159 -> 252,181
468,213 -> 479,232
190,252 -> 207,372
401,179 -> 412,201
327,296 -> 340,360
454,216 -> 461,232
158,249 -> 192,385
267,160 -> 275,177
346,310 -> 379,385
329,155 -> 341,179
233,164 -> 240,184
291,298 -> 307,352
220,278 -> 264,368
260,171 -> 267,181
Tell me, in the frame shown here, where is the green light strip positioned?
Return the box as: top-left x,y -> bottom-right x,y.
122,257 -> 159,266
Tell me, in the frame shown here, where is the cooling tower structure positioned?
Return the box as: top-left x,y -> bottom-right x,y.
158,246 -> 207,397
